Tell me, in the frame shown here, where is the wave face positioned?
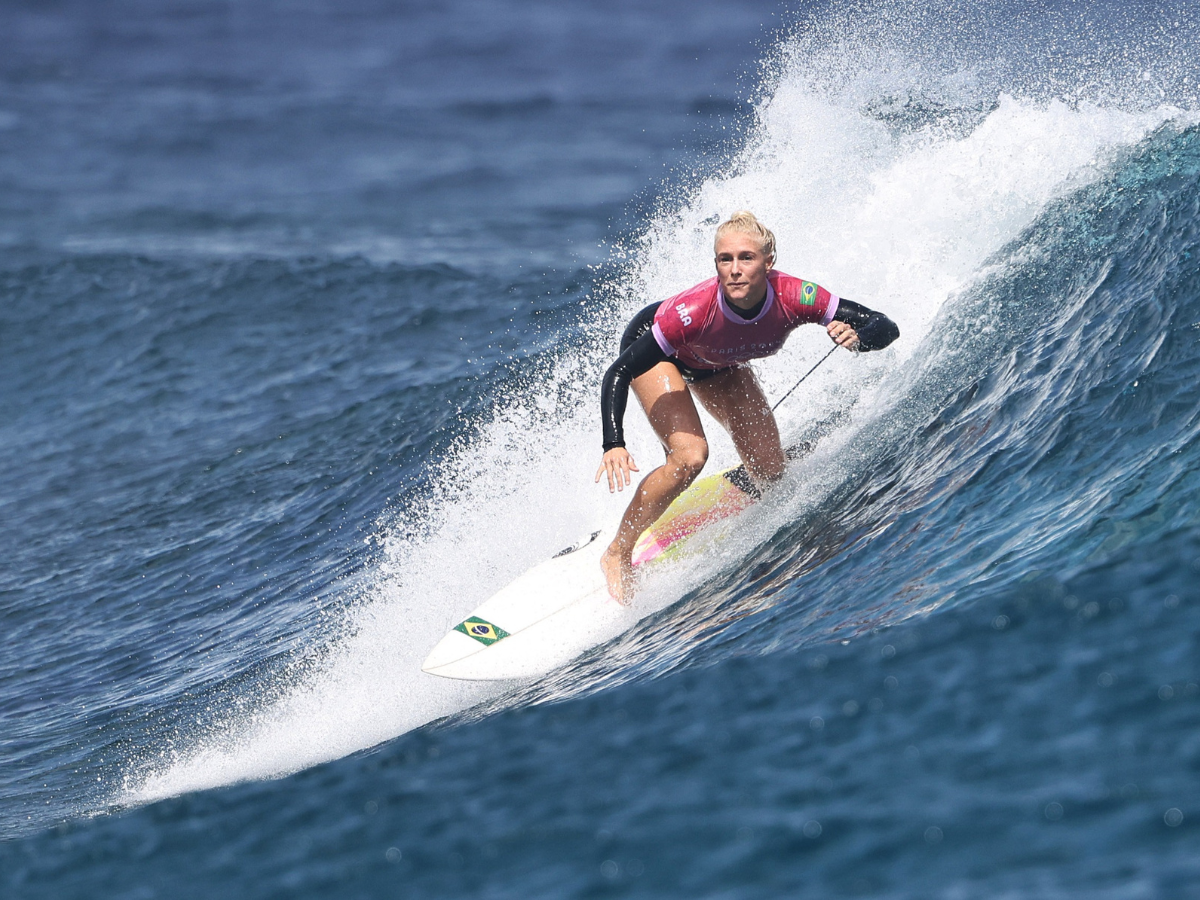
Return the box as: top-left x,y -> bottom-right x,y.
596,119 -> 1200,673
3,0 -> 1200,897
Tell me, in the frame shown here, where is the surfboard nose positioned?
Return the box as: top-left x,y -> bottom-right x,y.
421,629 -> 483,676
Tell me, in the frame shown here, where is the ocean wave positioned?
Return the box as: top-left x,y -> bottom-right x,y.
116,18 -> 1199,806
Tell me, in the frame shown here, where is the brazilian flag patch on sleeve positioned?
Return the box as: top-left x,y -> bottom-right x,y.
454,616 -> 510,645
800,281 -> 818,306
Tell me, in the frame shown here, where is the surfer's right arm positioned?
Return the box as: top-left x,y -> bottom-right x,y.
595,329 -> 669,492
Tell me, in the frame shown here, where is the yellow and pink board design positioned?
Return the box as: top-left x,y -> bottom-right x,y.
630,464 -> 757,566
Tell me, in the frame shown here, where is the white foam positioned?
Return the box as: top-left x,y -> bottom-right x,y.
121,32 -> 1182,805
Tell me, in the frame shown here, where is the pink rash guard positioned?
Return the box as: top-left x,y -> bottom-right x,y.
650,271 -> 840,370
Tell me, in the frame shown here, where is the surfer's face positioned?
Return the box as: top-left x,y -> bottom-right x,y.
715,232 -> 772,308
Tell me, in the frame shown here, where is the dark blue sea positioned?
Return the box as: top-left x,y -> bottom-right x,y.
3,0 -> 1200,896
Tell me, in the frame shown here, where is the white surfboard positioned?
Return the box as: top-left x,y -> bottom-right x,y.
420,528 -> 626,680
421,458 -> 764,681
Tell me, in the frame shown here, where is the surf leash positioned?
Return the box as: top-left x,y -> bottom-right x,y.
771,346 -> 837,411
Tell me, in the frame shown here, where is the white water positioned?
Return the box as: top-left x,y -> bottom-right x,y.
123,35 -> 1178,805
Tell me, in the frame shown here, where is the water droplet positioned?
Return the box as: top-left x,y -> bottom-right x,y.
992,615 -> 1009,631
803,820 -> 823,838
1097,672 -> 1114,687
843,700 -> 859,716
1045,802 -> 1064,821
881,644 -> 896,659
809,716 -> 825,730
600,860 -> 619,879
924,826 -> 943,844
884,675 -> 899,690
1165,808 -> 1184,827
1159,685 -> 1175,700
385,847 -> 402,863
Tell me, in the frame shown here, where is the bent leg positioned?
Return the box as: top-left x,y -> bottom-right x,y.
691,366 -> 786,485
601,362 -> 708,601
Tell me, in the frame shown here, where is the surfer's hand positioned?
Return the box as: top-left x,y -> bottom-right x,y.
827,320 -> 861,351
596,448 -> 639,493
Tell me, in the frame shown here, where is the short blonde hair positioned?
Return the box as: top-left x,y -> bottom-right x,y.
714,210 -> 776,264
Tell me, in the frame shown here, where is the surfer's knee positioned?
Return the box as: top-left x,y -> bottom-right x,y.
666,439 -> 708,480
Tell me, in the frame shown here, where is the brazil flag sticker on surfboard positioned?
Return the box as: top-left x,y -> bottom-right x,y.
454,616 -> 510,646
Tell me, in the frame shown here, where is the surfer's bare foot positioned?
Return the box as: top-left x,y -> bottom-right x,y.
600,545 -> 634,605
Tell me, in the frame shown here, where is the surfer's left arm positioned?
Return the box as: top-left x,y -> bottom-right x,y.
827,300 -> 899,352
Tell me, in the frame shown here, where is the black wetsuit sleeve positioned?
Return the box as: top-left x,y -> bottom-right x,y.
832,299 -> 899,351
600,329 -> 671,451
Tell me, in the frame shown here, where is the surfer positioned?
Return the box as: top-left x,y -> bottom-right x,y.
596,211 -> 898,602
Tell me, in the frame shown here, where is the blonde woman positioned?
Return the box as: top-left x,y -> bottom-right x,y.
596,211 -> 898,601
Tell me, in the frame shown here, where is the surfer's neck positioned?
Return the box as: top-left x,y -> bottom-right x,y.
727,290 -> 767,319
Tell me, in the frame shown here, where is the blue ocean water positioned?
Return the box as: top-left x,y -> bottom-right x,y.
3,0 -> 1200,896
